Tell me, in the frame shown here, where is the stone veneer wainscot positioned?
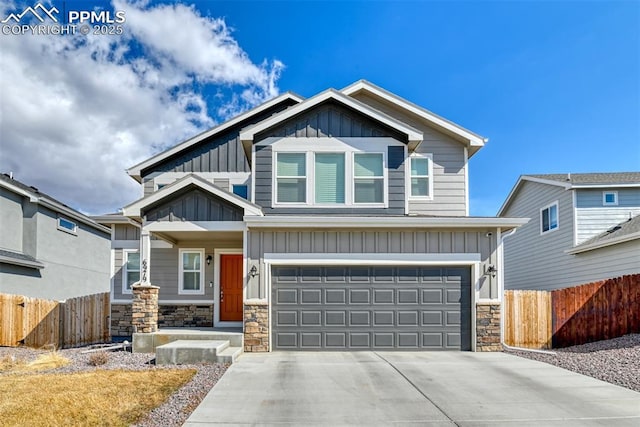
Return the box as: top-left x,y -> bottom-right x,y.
476,302 -> 502,351
244,299 -> 269,352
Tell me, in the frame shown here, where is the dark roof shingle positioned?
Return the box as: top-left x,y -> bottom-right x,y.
526,172 -> 640,185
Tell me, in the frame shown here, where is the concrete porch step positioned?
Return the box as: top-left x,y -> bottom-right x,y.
156,339 -> 242,365
133,328 -> 243,353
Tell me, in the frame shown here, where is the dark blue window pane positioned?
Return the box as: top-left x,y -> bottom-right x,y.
233,185 -> 248,199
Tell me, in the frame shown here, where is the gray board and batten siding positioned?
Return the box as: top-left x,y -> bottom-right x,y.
502,180 -> 640,291
271,266 -> 471,351
114,224 -> 140,241
246,229 -> 498,300
139,98 -> 299,181
351,92 -> 468,216
143,187 -> 244,222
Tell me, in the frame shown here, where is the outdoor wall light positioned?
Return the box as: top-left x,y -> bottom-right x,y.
249,265 -> 259,278
485,264 -> 497,278
206,255 -> 212,265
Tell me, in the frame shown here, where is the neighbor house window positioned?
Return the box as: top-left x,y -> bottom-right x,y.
315,153 -> 345,204
232,184 -> 248,199
276,153 -> 306,203
603,191 -> 618,206
409,155 -> 432,198
57,217 -> 77,234
541,202 -> 559,233
353,153 -> 384,203
123,250 -> 140,294
179,249 -> 204,294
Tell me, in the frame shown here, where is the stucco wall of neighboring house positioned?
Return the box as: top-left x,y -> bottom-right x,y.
0,187 -> 24,252
246,229 -> 499,300
350,92 -> 468,216
575,188 -> 640,244
0,205 -> 110,300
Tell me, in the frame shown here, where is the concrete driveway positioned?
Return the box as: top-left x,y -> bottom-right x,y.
184,352 -> 640,426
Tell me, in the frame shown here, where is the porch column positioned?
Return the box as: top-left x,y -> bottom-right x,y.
140,229 -> 151,284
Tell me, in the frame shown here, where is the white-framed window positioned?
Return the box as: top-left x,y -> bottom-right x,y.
276,152 -> 307,203
122,250 -> 140,294
314,152 -> 345,204
353,153 -> 384,204
57,216 -> 77,235
409,154 -> 432,198
179,249 -> 205,295
603,191 -> 618,206
540,202 -> 559,234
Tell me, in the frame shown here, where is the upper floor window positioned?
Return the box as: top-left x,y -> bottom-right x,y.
276,153 -> 306,203
541,202 -> 559,234
233,184 -> 249,200
123,250 -> 140,294
353,153 -> 384,203
409,154 -> 432,198
179,249 -> 205,295
57,216 -> 77,235
274,150 -> 387,206
603,191 -> 618,206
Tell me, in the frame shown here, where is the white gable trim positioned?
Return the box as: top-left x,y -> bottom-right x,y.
497,176 -> 572,217
126,92 -> 304,182
122,174 -> 263,217
341,80 -> 487,149
239,89 -> 423,147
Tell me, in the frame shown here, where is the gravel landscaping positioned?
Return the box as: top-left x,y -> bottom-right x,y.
505,333 -> 640,393
0,344 -> 227,427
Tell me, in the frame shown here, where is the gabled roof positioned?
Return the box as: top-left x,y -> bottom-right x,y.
239,88 -> 424,151
126,92 -> 304,182
0,248 -> 45,269
497,172 -> 640,216
0,173 -> 111,235
341,80 -> 486,157
567,215 -> 640,254
122,174 -> 263,218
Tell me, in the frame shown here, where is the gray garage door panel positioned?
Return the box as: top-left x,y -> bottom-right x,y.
272,266 -> 471,351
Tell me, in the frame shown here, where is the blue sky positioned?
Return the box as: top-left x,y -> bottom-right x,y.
1,0 -> 638,215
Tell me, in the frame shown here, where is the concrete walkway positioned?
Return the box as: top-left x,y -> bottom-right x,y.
184,351 -> 640,426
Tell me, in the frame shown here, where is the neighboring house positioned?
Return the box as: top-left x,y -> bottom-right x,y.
0,173 -> 111,300
498,173 -> 640,291
95,80 -> 526,351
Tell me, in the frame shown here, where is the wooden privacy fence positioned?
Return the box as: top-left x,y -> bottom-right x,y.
0,292 -> 110,348
505,274 -> 640,349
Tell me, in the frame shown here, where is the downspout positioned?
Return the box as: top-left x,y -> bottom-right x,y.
499,227 -> 556,355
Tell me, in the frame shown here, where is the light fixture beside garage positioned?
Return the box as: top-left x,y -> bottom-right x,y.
249,264 -> 259,278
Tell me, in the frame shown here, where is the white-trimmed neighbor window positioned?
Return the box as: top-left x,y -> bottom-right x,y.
122,250 -> 140,294
603,191 -> 618,206
57,216 -> 77,234
276,153 -> 307,203
409,154 -> 432,198
315,153 -> 345,204
353,153 -> 384,203
179,249 -> 205,295
541,202 -> 559,234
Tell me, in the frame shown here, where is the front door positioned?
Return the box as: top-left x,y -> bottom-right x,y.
220,254 -> 243,321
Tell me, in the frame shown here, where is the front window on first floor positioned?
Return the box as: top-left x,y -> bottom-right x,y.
123,251 -> 140,293
179,249 -> 205,294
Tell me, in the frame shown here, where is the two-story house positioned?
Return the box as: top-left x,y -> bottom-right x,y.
498,173 -> 640,291
96,80 -> 526,352
0,173 -> 111,300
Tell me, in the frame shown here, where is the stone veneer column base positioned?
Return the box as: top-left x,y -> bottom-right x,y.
244,299 -> 269,352
132,284 -> 159,333
476,302 -> 502,351
111,304 -> 133,336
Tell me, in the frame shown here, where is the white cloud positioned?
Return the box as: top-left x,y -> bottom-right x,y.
0,0 -> 284,214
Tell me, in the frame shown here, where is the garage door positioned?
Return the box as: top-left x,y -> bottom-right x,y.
271,266 -> 471,351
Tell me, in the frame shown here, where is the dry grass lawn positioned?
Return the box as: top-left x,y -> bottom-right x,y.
0,368 -> 195,426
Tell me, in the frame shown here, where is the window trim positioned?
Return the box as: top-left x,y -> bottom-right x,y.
540,201 -> 559,234
407,153 -> 433,200
57,216 -> 77,235
275,152 -> 308,205
178,248 -> 206,295
272,147 -> 388,208
122,249 -> 140,295
603,191 -> 618,206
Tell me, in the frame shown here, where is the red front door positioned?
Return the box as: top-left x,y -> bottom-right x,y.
220,254 -> 243,321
